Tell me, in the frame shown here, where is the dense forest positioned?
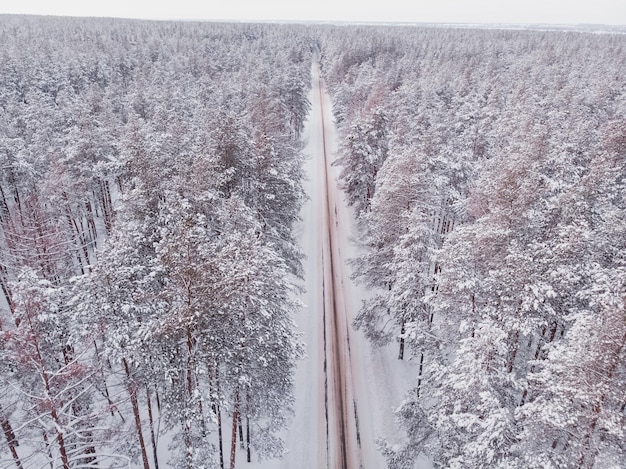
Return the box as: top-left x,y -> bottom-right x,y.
321,26 -> 626,468
1,14 -> 625,469
0,15 -> 311,469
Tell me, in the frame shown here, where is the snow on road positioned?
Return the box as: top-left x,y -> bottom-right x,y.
253,58 -> 427,469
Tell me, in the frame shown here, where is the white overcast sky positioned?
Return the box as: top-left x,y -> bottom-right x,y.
1,0 -> 625,25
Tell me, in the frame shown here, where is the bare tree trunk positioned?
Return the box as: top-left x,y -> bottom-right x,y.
186,328 -> 194,397
245,396 -> 251,464
0,184 -> 10,224
85,201 -> 98,249
238,413 -> 244,449
216,403 -> 225,469
0,404 -> 23,469
416,352 -> 425,398
11,176 -> 22,215
43,431 -> 54,469
51,401 -> 70,468
71,213 -> 92,272
470,293 -> 476,338
184,327 -> 195,467
101,179 -> 114,233
211,365 -> 225,469
0,265 -> 17,326
398,320 -> 405,360
230,391 -> 240,469
246,417 -> 251,463
146,386 -> 160,469
123,358 -> 150,469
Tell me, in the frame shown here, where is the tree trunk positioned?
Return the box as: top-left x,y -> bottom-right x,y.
186,328 -> 194,397
520,321 -> 558,407
0,265 -> 17,326
123,359 -> 150,469
211,365 -> 225,469
238,413 -> 244,449
0,404 -> 23,469
0,184 -> 10,224
506,302 -> 523,374
246,404 -> 251,463
71,213 -> 92,272
184,327 -> 195,467
470,293 -> 476,338
416,352 -> 425,398
101,179 -> 114,233
506,329 -> 520,374
61,345 -> 98,464
43,431 -> 54,469
230,392 -> 240,469
146,386 -> 160,469
398,320 -> 405,360
51,404 -> 70,468
92,340 -> 118,418
216,403 -> 225,469
85,200 -> 98,249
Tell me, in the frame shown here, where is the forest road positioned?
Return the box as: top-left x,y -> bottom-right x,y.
314,60 -> 363,469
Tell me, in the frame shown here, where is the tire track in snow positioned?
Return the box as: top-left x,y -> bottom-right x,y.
321,249 -> 330,468
316,60 -> 361,469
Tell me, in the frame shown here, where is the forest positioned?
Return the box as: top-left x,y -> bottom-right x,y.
0,15 -> 311,469
321,25 -> 626,468
0,14 -> 625,469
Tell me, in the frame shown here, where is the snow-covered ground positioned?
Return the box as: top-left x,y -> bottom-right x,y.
250,59 -> 428,469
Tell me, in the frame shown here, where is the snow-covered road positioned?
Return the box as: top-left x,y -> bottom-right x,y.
256,58 -> 423,469
317,58 -> 360,469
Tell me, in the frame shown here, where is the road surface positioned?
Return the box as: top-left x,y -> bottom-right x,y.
270,57 -> 422,469
317,59 -> 362,469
